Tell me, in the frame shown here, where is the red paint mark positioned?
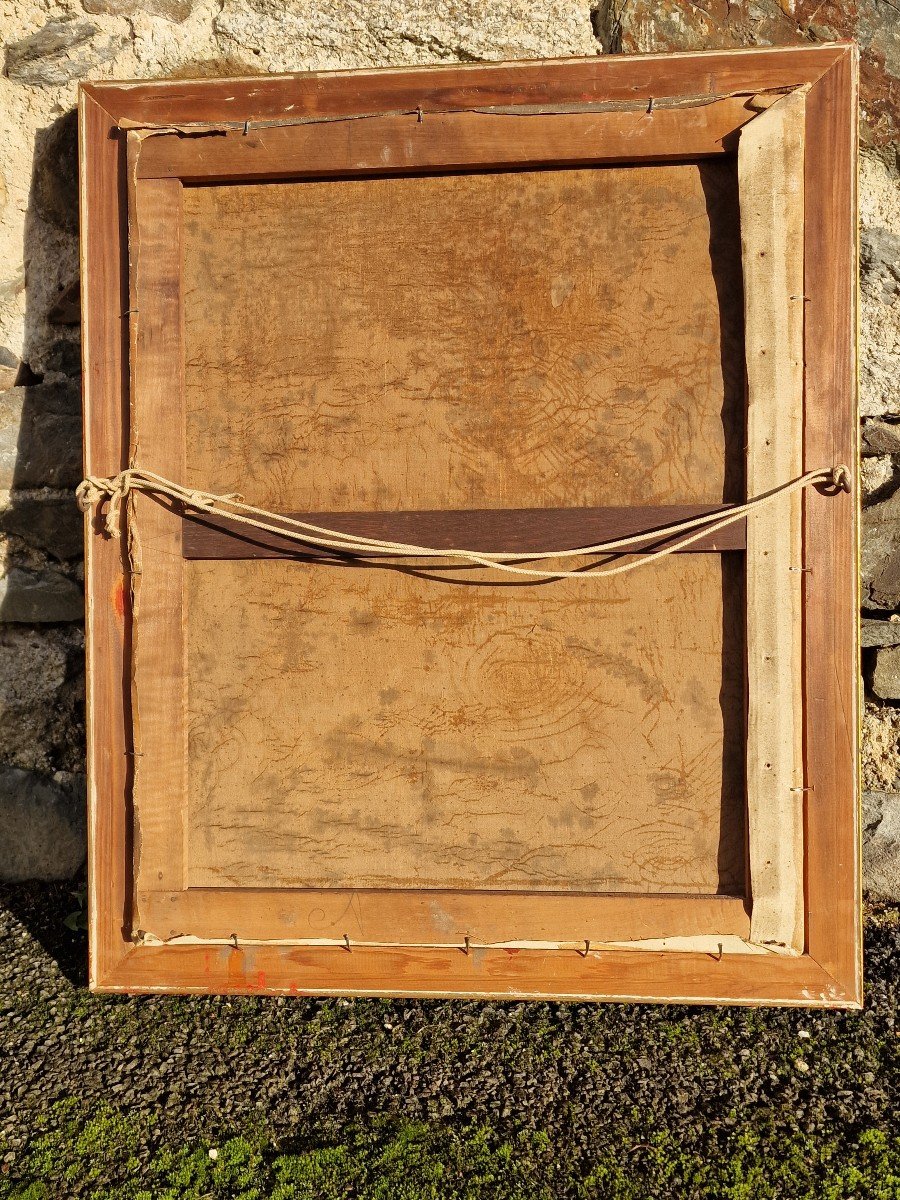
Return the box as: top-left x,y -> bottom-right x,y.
256,971 -> 266,990
504,948 -> 521,957
112,576 -> 126,620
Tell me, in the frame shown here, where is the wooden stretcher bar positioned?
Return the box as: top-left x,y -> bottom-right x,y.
741,88 -> 808,954
134,97 -> 759,181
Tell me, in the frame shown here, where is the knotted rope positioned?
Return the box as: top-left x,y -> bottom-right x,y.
76,465 -> 851,581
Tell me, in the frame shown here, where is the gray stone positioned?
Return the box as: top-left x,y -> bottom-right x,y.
861,617 -> 900,647
862,418 -> 900,455
861,226 -> 900,302
0,384 -> 82,490
4,16 -> 128,88
47,280 -> 81,326
0,626 -> 85,774
856,0 -> 900,80
42,339 -> 82,379
0,567 -> 83,623
860,214 -> 900,416
592,0 -> 795,54
214,1 -> 600,73
872,646 -> 900,699
0,348 -> 18,393
862,487 -> 900,610
0,496 -> 84,561
31,112 -> 78,235
861,454 -> 895,499
0,270 -> 25,306
863,791 -> 900,899
863,702 -> 900,793
860,302 -> 900,417
0,768 -> 85,881
82,0 -> 199,20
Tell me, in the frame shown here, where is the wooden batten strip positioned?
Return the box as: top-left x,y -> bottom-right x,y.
134,99 -> 758,181
181,504 -> 746,560
126,157 -> 188,898
136,890 -> 751,948
740,88 -> 808,954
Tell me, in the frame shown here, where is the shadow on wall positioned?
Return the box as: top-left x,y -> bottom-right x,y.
0,108 -> 88,887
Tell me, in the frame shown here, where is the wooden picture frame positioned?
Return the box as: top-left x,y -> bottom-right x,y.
80,44 -> 860,1005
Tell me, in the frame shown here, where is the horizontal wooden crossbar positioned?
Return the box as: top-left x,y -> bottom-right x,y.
181,504 -> 745,560
135,99 -> 758,182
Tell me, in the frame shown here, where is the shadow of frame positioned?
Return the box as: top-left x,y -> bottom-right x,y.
0,107 -> 89,975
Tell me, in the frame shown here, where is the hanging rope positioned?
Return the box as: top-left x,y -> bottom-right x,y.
76,464 -> 851,582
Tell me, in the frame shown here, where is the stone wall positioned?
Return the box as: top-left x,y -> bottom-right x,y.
1,1 -> 898,896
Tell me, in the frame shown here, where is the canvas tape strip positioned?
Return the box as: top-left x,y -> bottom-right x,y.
76,464 -> 851,582
135,931 -> 774,957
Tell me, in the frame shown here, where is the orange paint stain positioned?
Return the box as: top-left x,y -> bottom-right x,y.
225,946 -> 246,988
112,576 -> 126,620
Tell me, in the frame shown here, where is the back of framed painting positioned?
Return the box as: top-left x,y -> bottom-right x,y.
80,46 -> 860,1003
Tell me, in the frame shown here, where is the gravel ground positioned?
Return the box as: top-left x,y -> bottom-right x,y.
0,880 -> 897,1199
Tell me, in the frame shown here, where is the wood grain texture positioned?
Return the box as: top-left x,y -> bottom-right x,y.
85,45 -> 848,130
182,163 -> 745,511
136,100 -> 757,182
181,505 -> 747,559
80,89 -> 132,988
802,52 -> 860,1000
185,554 -> 746,893
98,940 -> 858,1007
126,171 -> 187,896
137,889 -> 750,945
740,91 -> 807,953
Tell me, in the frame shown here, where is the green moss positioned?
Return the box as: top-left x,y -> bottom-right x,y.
19,1099 -> 149,1196
4,1101 -> 899,1200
